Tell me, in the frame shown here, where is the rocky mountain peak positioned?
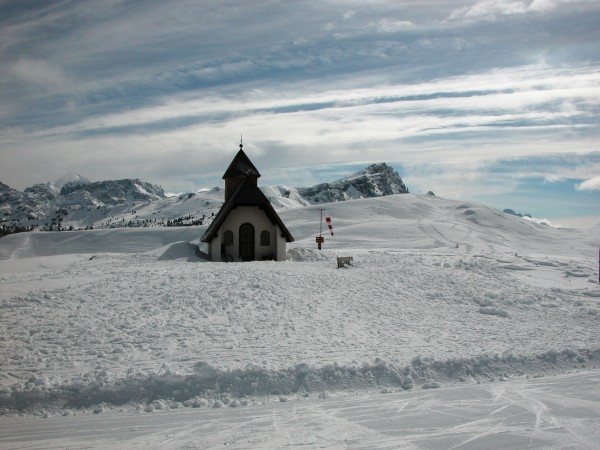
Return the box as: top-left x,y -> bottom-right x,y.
54,173 -> 90,191
1,177 -> 166,229
297,163 -> 408,203
59,178 -> 165,204
0,182 -> 13,193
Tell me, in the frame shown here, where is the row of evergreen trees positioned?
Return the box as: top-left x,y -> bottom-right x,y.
0,212 -> 215,238
0,224 -> 35,238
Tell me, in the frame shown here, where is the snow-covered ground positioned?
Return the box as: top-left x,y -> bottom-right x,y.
0,194 -> 598,448
2,370 -> 599,449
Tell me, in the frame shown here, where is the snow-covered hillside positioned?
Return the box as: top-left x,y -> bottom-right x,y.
0,192 -> 599,448
1,192 -> 598,421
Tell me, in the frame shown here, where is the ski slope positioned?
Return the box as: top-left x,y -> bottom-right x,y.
2,370 -> 598,449
0,193 -> 598,448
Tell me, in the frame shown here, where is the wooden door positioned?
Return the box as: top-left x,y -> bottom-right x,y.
239,223 -> 255,261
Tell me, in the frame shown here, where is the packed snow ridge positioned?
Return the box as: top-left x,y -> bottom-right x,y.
0,193 -> 599,416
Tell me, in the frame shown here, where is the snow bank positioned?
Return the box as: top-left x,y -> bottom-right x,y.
2,349 -> 597,413
286,247 -> 332,262
479,306 -> 510,317
154,241 -> 205,262
0,227 -> 203,260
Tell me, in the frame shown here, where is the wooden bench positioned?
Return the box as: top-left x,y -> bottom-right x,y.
337,256 -> 353,268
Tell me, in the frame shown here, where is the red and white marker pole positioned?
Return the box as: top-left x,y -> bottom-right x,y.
325,215 -> 334,236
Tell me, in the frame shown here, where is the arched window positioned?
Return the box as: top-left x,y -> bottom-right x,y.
260,230 -> 270,246
223,230 -> 233,246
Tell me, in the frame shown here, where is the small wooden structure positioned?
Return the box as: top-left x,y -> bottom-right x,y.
315,235 -> 324,250
336,256 -> 353,268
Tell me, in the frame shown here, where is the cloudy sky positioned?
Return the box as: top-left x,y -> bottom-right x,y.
1,0 -> 599,226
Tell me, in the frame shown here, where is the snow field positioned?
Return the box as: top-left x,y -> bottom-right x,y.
1,247 -> 598,414
0,193 -> 598,416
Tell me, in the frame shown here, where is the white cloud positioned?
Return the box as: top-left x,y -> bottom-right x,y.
465,0 -> 528,17
373,19 -> 416,33
15,64 -> 597,141
503,156 -> 600,183
449,0 -> 598,20
544,175 -> 562,183
449,0 -> 528,20
529,0 -> 560,11
529,0 -> 598,12
522,215 -> 558,227
9,59 -> 71,89
575,176 -> 600,191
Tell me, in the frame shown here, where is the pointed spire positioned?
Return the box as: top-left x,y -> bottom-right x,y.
240,134 -> 243,150
222,140 -> 261,180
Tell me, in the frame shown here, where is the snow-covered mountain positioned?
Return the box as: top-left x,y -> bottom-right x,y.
296,162 -> 408,203
58,178 -> 165,214
1,177 -> 166,230
1,163 -> 407,231
503,208 -> 532,218
0,181 -> 62,225
53,172 -> 91,191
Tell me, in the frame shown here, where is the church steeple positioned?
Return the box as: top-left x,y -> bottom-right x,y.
223,139 -> 261,201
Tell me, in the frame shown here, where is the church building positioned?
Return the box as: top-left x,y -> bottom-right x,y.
201,142 -> 294,261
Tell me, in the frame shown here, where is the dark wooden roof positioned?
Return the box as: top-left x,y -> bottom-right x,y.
222,149 -> 261,179
201,177 -> 294,243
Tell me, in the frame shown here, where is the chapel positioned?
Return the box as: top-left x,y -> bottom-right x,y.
200,142 -> 294,261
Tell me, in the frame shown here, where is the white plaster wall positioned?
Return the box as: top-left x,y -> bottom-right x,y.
215,206 -> 284,261
208,231 -> 222,262
275,233 -> 286,261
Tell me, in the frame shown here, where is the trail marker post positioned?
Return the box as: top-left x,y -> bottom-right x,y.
317,209 -> 325,250
316,235 -> 324,250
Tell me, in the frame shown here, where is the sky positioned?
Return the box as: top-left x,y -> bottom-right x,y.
0,0 -> 599,227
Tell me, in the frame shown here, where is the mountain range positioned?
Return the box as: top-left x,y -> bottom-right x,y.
1,163 -> 408,232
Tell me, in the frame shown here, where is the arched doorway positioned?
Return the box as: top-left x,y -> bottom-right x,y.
239,223 -> 255,261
